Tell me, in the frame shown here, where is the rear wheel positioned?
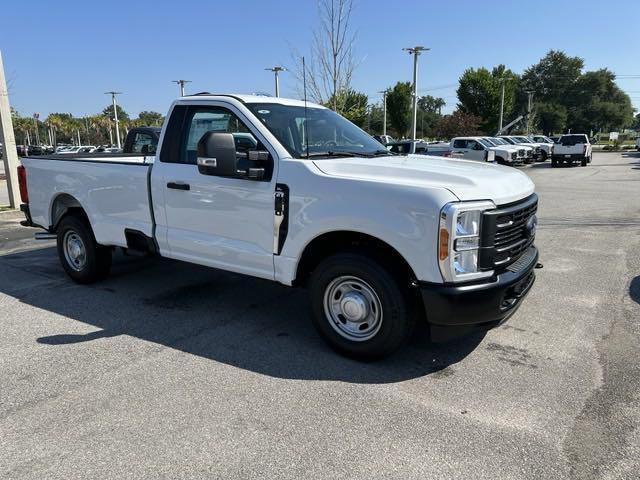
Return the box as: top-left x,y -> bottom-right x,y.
310,253 -> 414,360
551,158 -> 558,168
56,215 -> 111,283
540,150 -> 548,161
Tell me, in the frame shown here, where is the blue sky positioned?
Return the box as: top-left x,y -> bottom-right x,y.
2,0 -> 639,118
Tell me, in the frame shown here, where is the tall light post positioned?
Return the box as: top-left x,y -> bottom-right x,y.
377,90 -> 388,136
498,76 -> 514,133
105,91 -> 122,148
172,79 -> 191,97
403,46 -> 429,140
265,66 -> 286,97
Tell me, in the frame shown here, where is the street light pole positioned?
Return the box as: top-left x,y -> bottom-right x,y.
402,46 -> 430,140
377,90 -> 388,135
105,91 -> 122,148
265,66 -> 286,97
172,79 -> 191,97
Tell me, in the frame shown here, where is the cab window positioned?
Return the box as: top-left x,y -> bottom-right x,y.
181,107 -> 259,165
131,133 -> 155,154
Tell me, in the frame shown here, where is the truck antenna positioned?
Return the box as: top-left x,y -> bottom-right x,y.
302,56 -> 310,159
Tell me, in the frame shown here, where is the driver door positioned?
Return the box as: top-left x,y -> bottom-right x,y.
155,104 -> 277,280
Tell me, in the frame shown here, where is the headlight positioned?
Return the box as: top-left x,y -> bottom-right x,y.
438,200 -> 495,282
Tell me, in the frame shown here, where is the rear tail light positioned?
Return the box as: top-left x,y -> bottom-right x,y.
17,165 -> 28,203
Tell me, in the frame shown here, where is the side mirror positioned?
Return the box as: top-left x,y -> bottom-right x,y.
197,132 -> 238,177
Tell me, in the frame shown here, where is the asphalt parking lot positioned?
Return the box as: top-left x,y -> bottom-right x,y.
1,152 -> 639,479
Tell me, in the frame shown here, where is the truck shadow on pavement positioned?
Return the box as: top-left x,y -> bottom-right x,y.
0,247 -> 485,384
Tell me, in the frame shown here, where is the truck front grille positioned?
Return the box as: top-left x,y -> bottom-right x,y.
479,194 -> 538,271
511,152 -> 517,160
518,149 -> 525,157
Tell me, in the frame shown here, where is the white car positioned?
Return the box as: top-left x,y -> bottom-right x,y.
636,136 -> 640,152
19,94 -> 539,359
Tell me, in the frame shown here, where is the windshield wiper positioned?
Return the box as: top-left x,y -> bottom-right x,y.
305,149 -> 393,159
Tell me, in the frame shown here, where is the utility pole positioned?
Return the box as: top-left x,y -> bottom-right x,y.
172,79 -> 191,97
0,50 -> 20,208
525,91 -> 534,134
377,90 -> 388,135
105,91 -> 122,148
402,46 -> 430,140
265,66 -> 286,97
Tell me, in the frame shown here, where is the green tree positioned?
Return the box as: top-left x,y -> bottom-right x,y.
417,95 -> 445,138
520,50 -> 584,105
535,103 -> 567,135
386,81 -> 412,138
136,111 -> 164,126
457,64 -> 518,133
102,104 -> 130,122
434,111 -> 482,139
325,89 -> 368,127
567,69 -> 634,132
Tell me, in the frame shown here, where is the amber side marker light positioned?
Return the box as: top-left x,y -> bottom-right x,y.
439,228 -> 449,261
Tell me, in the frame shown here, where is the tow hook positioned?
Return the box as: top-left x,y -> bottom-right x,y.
535,263 -> 543,269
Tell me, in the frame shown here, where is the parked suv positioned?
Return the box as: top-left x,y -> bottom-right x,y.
552,134 -> 592,167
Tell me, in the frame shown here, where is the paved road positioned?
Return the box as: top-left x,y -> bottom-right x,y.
1,152 -> 639,479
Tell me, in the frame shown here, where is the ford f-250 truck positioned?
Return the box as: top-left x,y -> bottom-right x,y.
18,94 -> 539,359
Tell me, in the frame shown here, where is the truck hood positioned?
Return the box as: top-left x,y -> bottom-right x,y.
313,155 -> 535,205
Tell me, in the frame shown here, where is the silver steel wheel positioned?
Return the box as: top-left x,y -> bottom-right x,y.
323,275 -> 383,342
63,230 -> 87,272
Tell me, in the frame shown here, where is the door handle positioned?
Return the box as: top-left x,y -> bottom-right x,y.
167,182 -> 190,191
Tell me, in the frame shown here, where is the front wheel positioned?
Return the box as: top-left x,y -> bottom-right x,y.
56,215 -> 112,284
551,158 -> 558,168
581,157 -> 587,167
309,254 -> 414,360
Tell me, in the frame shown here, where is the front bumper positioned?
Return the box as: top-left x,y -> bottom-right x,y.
419,246 -> 538,341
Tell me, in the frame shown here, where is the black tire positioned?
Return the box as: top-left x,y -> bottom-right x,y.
540,150 -> 548,161
309,253 -> 414,360
56,215 -> 111,284
551,158 -> 558,168
581,157 -> 587,167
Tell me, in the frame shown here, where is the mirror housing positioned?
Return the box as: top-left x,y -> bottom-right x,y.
197,132 -> 238,177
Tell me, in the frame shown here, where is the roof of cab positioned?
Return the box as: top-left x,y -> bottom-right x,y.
179,93 -> 326,109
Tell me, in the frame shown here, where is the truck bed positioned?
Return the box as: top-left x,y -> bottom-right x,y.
22,154 -> 155,248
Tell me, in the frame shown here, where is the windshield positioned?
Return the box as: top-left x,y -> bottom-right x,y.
482,137 -> 498,146
477,138 -> 492,148
246,103 -> 386,158
514,136 -> 530,143
491,138 -> 508,145
501,137 -> 516,145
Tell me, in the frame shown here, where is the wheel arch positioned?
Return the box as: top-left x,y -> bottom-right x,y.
293,230 -> 418,288
49,193 -> 88,231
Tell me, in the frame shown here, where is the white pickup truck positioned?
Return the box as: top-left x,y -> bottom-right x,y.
18,94 -> 539,359
551,134 -> 592,167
